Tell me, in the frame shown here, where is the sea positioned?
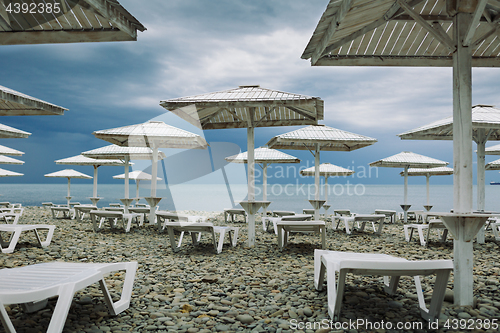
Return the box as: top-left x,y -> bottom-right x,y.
3,183 -> 500,214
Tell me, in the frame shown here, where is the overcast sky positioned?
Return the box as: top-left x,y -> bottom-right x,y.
2,0 -> 500,186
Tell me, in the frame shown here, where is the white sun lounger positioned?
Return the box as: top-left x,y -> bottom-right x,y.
0,224 -> 56,254
404,219 -> 449,246
0,261 -> 137,333
156,211 -> 206,232
50,206 -> 74,219
73,205 -> 98,222
314,250 -> 453,322
164,222 -> 239,254
276,220 -> 326,251
90,210 -> 143,233
223,208 -> 246,223
333,214 -> 386,235
265,214 -> 313,234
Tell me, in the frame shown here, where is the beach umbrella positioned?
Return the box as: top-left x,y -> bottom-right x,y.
0,84 -> 67,116
302,0 -> 496,306
160,85 -> 324,247
0,3 -> 145,45
0,144 -> 24,156
369,152 -> 448,222
0,123 -> 31,139
92,121 -> 207,222
225,147 -> 300,217
0,168 -> 23,177
267,125 -> 376,220
113,170 -> 162,204
400,167 -> 454,211
399,105 -> 500,212
300,163 -> 355,214
44,169 -> 92,206
55,155 -> 129,205
82,144 -> 166,213
0,156 -> 24,165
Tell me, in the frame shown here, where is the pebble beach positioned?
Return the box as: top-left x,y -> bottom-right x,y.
2,207 -> 500,333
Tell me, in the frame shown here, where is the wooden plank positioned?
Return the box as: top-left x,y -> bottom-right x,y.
463,0 -> 488,46
72,6 -> 94,30
82,0 -> 137,38
313,54 -> 500,66
0,29 -> 134,44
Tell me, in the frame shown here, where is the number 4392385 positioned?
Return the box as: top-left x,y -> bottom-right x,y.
5,2 -> 61,14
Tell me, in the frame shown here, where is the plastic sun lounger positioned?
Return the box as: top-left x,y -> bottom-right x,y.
156,211 -> 206,232
0,224 -> 56,253
223,208 -> 247,223
73,205 -> 98,222
313,250 -> 453,322
90,210 -> 143,233
164,222 -> 239,254
404,219 -> 449,246
333,214 -> 386,235
265,214 -> 313,234
0,261 -> 137,333
276,220 -> 326,251
50,206 -> 74,219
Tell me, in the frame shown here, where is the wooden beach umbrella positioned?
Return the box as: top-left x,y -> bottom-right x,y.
300,163 -> 355,214
369,152 -> 448,222
0,1 -> 145,45
0,167 -> 23,177
0,144 -> 24,156
55,155 -> 129,205
160,85 -> 324,247
400,167 -> 454,211
399,105 -> 500,213
225,147 -> 300,217
82,144 -> 166,213
267,125 -> 376,220
92,121 -> 207,222
301,0 -> 497,306
113,170 -> 162,204
0,123 -> 31,138
44,169 -> 92,206
0,155 -> 24,165
0,85 -> 67,116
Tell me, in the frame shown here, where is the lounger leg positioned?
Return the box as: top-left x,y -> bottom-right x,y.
325,260 -> 346,320
0,301 -> 16,333
216,229 -> 226,254
46,284 -> 77,333
492,223 -> 500,240
383,276 -> 401,294
33,226 -> 55,248
230,228 -> 239,247
441,229 -> 448,243
192,232 -> 200,247
1,230 -> 21,254
404,225 -> 411,242
314,249 -> 328,290
425,226 -> 432,247
421,270 -> 450,322
91,214 -> 99,232
358,221 -> 366,232
98,262 -> 138,315
167,227 -> 181,252
344,218 -> 351,235
277,225 -> 284,250
177,231 -> 185,247
124,216 -> 132,233
376,219 -> 384,234
416,226 -> 425,246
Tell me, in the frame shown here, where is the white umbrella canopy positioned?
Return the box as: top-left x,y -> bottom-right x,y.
267,125 -> 376,220
0,123 -> 31,139
0,144 -> 24,156
113,170 -> 162,203
81,145 -> 166,213
0,155 -> 24,165
399,105 -> 500,212
300,163 -> 354,211
0,167 -> 23,177
56,155 -> 129,204
486,158 -> 500,170
225,147 -> 300,216
92,120 -> 207,221
370,152 -> 449,221
44,169 -> 92,206
400,167 -> 454,210
160,85 -> 324,247
485,143 -> 500,155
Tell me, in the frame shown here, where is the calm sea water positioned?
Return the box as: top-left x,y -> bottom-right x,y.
2,183 -> 500,214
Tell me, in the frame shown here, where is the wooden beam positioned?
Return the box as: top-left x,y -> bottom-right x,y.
311,0 -> 353,65
463,0 -> 488,46
471,25 -> 500,48
79,0 -> 138,39
0,0 -> 11,31
0,29 -> 134,45
397,0 -> 456,52
313,55 -> 500,67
